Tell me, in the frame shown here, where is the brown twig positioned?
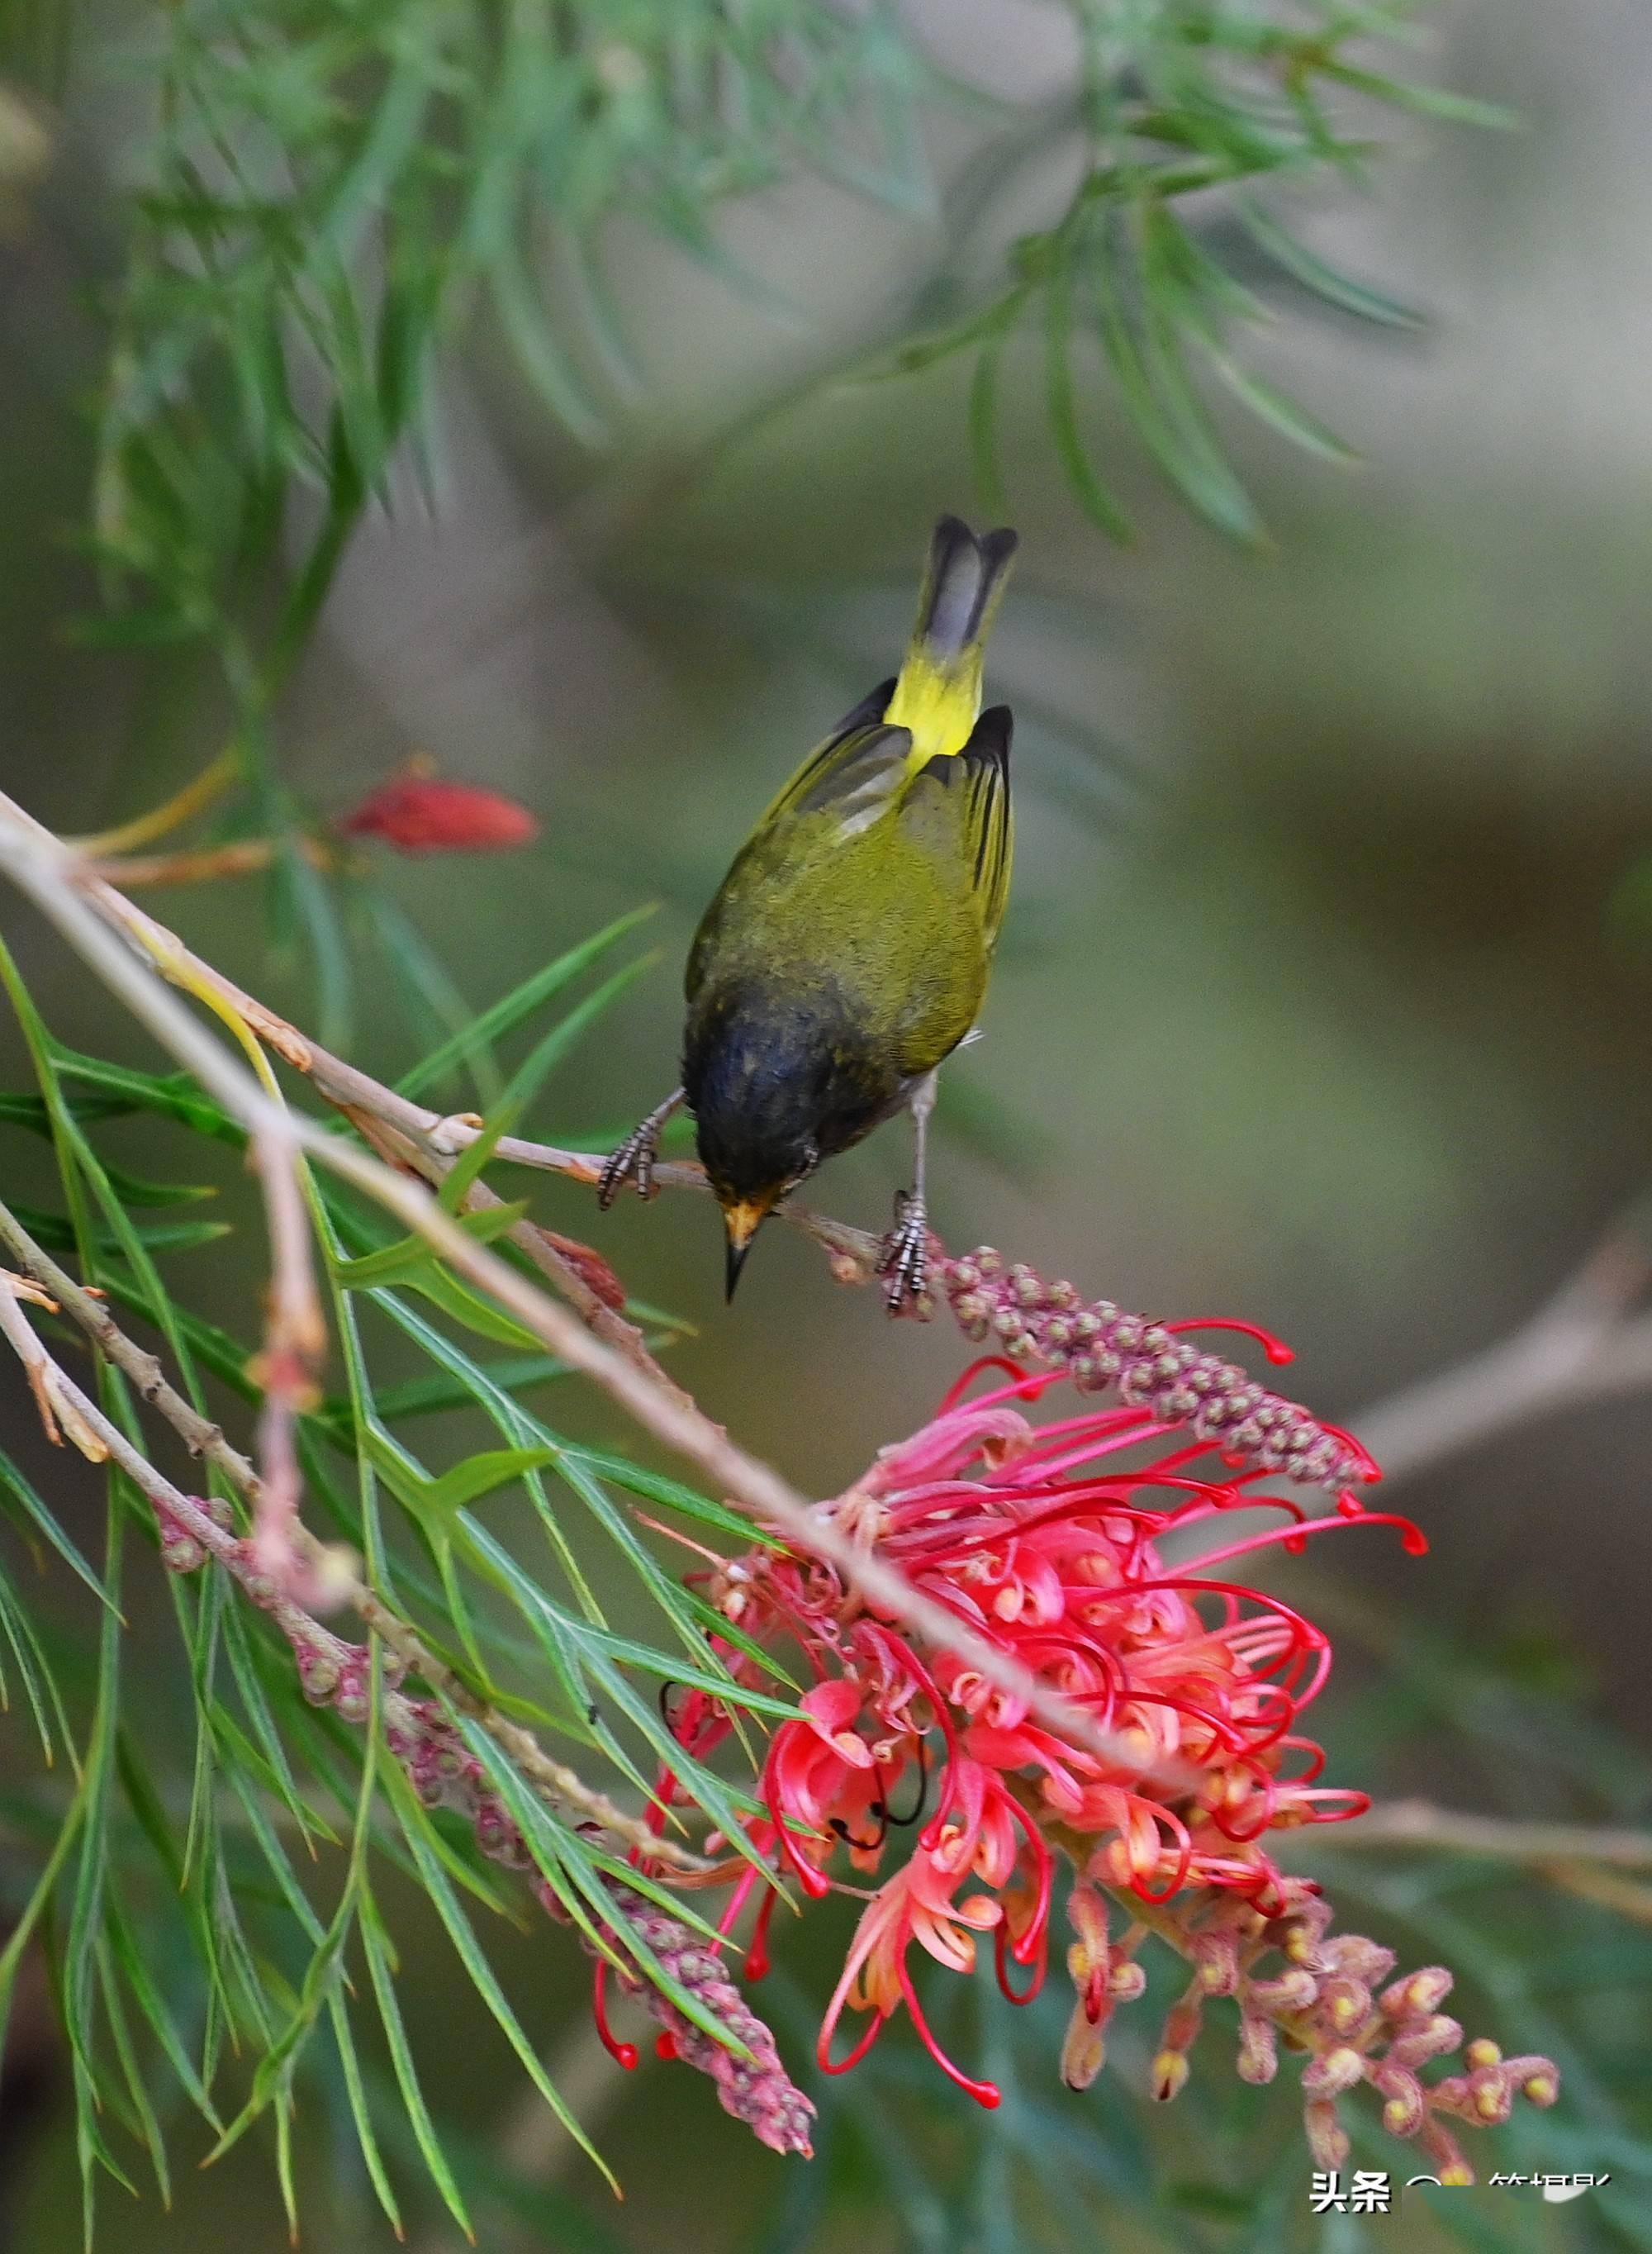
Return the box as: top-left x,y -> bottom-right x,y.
0,1267 -> 109,1461
420,1115 -> 882,1275
1353,1219 -> 1652,1485
337,1091 -> 683,1398
1308,1795 -> 1652,1928
83,838 -> 318,888
1306,1796 -> 1652,1871
1538,1862 -> 1652,1928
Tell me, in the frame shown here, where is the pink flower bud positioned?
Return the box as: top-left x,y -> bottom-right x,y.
1417,2120 -> 1473,2186
1244,1967 -> 1319,2014
1303,2099 -> 1349,2170
1061,1998 -> 1108,2090
1317,1976 -> 1373,2038
339,772 -> 539,854
1374,2066 -> 1426,2137
1194,1933 -> 1241,1995
1466,2068 -> 1512,2124
1302,2045 -> 1365,2098
1389,2013 -> 1464,2070
1380,1966 -> 1453,2019
1152,2050 -> 1190,2102
1237,2016 -> 1278,2085
1323,1934 -> 1395,1983
1504,2055 -> 1559,2107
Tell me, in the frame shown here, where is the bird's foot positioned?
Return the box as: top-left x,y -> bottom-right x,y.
598,1115 -> 665,1210
876,1192 -> 934,1316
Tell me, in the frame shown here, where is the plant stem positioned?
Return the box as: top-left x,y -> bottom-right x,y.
0,791 -> 1192,1789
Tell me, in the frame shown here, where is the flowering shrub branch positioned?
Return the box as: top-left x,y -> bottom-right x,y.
1061,1871 -> 1559,2182
0,791 -> 1230,1787
0,784 -> 1632,2223
0,1212 -> 824,2152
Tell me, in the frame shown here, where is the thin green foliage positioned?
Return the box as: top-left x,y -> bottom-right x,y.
0,906 -> 784,2238
39,0 -> 1501,1110
82,0 -> 1489,801
843,1 -> 1502,541
88,0 -> 950,684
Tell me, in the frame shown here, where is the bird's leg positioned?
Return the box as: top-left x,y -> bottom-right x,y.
877,1072 -> 938,1314
597,1087 -> 686,1210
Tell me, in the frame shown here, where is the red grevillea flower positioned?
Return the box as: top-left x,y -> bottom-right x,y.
610,1336 -> 1557,2171
620,1349 -> 1418,2100
338,766 -> 539,853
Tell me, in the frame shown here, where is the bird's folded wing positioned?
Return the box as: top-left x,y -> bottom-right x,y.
752,680 -> 913,839
904,704 -> 1014,944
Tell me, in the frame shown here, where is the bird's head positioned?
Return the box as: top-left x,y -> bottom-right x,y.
703,1127 -> 820,1307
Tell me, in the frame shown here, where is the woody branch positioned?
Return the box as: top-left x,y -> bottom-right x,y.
2,786 -> 1642,1848
0,790 -> 1203,1790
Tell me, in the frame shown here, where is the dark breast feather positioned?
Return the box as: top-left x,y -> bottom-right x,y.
683,979 -> 904,1192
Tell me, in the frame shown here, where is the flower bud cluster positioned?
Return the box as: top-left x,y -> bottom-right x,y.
389,1701 -> 813,2151
595,1884 -> 815,2158
938,1251 -> 1378,1503
1089,1874 -> 1558,2182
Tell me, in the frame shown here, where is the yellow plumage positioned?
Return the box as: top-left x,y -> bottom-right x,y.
884,648 -> 984,762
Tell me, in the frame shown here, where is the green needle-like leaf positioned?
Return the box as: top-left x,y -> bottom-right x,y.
396,907 -> 657,1100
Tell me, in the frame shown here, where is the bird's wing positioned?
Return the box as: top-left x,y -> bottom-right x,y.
749,680 -> 912,839
902,704 -> 1014,946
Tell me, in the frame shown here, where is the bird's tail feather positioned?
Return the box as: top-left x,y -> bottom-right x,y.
909,516 -> 1018,663
887,516 -> 1018,760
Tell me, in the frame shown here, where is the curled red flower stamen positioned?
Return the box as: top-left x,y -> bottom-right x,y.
897,1958 -> 1001,2108
592,1962 -> 638,2071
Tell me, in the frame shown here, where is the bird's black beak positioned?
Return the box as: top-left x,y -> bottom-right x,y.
724,1235 -> 752,1304
721,1198 -> 769,1303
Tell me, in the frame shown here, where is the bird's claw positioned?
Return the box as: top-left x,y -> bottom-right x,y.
597,1120 -> 661,1210
876,1192 -> 933,1315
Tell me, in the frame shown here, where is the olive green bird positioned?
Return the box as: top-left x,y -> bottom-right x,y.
599,515 -> 1018,1307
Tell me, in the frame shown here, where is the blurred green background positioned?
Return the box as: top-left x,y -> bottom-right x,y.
2,0 -> 1650,2247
